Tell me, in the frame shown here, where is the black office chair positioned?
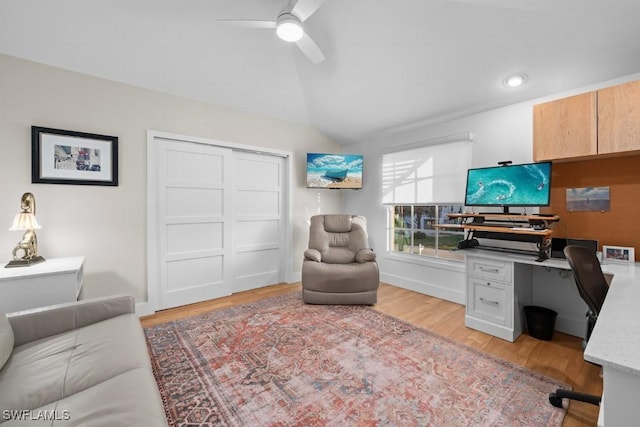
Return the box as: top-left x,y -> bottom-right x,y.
548,245 -> 608,408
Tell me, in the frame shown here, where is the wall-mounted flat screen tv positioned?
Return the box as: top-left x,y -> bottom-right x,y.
306,153 -> 363,189
464,161 -> 552,213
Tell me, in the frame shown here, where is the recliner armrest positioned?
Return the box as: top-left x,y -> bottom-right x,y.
304,248 -> 322,262
356,248 -> 376,263
8,294 -> 135,347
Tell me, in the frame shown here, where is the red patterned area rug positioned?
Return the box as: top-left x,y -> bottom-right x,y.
144,291 -> 568,426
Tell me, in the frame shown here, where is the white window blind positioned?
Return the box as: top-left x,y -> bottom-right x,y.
382,135 -> 472,204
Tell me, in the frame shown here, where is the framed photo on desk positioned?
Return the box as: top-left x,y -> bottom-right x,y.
603,245 -> 634,263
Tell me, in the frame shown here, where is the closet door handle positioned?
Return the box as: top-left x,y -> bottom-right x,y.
479,297 -> 499,306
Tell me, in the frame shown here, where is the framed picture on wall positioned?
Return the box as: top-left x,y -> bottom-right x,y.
31,126 -> 118,186
602,245 -> 635,263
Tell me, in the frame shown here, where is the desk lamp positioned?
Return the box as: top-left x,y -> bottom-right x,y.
6,192 -> 45,268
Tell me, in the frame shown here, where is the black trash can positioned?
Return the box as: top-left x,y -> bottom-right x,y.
524,305 -> 557,341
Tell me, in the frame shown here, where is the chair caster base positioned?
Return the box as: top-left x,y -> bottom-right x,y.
548,393 -> 564,408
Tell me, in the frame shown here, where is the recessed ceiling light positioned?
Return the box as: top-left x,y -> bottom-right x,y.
502,73 -> 528,88
276,14 -> 304,42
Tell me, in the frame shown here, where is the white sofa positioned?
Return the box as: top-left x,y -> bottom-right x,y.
0,295 -> 167,426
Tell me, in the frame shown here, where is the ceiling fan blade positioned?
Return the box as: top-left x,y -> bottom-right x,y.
217,19 -> 276,29
296,32 -> 325,64
291,0 -> 325,22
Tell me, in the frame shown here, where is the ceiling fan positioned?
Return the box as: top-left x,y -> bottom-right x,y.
218,0 -> 326,64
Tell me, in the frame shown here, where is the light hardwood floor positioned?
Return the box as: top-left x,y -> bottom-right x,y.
141,282 -> 601,427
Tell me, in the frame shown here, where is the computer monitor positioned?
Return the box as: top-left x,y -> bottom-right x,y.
551,238 -> 598,259
464,161 -> 552,214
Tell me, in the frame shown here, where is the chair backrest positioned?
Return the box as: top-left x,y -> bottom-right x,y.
308,215 -> 370,264
564,245 -> 609,316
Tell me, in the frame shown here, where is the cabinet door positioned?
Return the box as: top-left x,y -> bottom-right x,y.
533,92 -> 597,161
467,277 -> 512,327
598,80 -> 640,155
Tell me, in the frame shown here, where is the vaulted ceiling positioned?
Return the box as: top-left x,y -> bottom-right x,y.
1,0 -> 639,144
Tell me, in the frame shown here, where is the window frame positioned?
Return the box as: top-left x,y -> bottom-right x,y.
388,204 -> 466,261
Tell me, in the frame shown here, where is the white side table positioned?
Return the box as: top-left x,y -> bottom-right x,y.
0,256 -> 84,313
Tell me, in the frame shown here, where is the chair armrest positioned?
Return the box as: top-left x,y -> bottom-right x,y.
8,294 -> 135,347
304,248 -> 322,262
356,248 -> 376,263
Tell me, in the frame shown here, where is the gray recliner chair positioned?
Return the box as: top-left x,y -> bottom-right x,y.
302,214 -> 379,305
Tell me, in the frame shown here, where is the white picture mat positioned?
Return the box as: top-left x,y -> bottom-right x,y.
39,133 -> 113,181
602,245 -> 635,263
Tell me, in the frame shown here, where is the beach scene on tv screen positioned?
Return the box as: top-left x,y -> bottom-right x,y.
465,163 -> 551,206
307,153 -> 363,189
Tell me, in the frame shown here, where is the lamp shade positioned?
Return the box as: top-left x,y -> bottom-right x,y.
9,212 -> 41,231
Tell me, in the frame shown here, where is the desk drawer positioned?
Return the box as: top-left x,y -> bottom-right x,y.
467,277 -> 512,327
467,256 -> 513,283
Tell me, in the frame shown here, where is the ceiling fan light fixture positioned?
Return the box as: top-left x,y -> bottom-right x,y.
502,73 -> 528,88
276,14 -> 304,42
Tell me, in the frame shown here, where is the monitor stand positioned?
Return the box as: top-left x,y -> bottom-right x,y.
479,207 -> 522,215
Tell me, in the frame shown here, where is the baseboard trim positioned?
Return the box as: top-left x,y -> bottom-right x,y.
465,315 -> 519,342
288,271 -> 302,283
555,314 -> 586,339
381,272 -> 465,305
135,301 -> 155,317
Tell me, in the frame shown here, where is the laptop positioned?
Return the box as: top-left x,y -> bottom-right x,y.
551,238 -> 598,259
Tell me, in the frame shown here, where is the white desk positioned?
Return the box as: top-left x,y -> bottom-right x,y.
464,249 -> 578,341
464,249 -> 640,426
582,262 -> 640,427
0,256 -> 84,313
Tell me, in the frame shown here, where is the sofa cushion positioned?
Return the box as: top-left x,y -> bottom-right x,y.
0,311 -> 14,370
1,368 -> 167,427
0,313 -> 153,413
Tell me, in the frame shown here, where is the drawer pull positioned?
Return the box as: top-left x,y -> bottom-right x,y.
479,297 -> 499,306
479,267 -> 500,274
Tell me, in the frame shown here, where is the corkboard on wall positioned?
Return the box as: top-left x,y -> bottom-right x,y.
541,155 -> 640,261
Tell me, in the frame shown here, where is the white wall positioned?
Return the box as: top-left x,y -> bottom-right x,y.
344,72 -> 640,305
0,54 -> 343,304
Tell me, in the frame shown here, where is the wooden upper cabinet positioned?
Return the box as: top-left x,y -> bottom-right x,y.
533,92 -> 598,161
598,80 -> 640,155
533,80 -> 640,161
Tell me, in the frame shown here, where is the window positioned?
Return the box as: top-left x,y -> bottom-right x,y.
389,205 -> 465,260
381,133 -> 472,262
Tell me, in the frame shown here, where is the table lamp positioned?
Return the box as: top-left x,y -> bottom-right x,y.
6,192 -> 45,268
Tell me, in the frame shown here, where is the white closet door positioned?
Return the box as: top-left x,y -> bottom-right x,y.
232,151 -> 285,292
157,139 -> 232,309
